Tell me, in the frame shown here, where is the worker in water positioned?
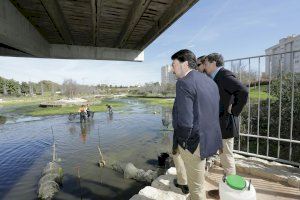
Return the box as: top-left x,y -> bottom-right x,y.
106,104 -> 113,114
86,103 -> 91,118
78,105 -> 87,123
78,105 -> 87,113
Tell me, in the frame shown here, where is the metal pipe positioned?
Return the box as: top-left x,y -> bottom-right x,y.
289,52 -> 295,161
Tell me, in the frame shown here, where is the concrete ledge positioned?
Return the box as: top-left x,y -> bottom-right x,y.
214,154 -> 300,188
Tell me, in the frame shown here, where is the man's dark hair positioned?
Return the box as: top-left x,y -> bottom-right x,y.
206,53 -> 224,67
197,55 -> 206,66
171,49 -> 197,69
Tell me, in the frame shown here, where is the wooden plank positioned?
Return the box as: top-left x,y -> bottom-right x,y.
136,0 -> 199,50
115,0 -> 152,48
40,0 -> 74,44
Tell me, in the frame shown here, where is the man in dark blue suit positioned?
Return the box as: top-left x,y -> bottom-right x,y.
171,49 -> 222,200
204,53 -> 248,176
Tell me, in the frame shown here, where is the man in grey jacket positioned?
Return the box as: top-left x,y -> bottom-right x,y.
171,49 -> 222,200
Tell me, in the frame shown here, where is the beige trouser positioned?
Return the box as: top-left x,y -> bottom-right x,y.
219,138 -> 236,175
173,145 -> 206,200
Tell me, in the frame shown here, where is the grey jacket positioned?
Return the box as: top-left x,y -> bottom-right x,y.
172,70 -> 223,159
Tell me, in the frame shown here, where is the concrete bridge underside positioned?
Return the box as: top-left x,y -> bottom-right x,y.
0,0 -> 198,61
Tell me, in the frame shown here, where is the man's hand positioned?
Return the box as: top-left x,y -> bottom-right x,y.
219,148 -> 223,154
228,104 -> 232,114
172,147 -> 178,155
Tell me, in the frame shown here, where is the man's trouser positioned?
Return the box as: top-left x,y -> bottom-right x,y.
173,145 -> 206,200
220,138 -> 236,175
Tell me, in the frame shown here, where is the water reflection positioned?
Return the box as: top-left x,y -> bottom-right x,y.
80,123 -> 88,143
161,107 -> 172,129
79,121 -> 96,143
107,112 -> 113,122
68,125 -> 77,135
159,107 -> 173,154
0,116 -> 7,124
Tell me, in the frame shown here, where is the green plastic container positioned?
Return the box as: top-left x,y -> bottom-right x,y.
226,175 -> 246,190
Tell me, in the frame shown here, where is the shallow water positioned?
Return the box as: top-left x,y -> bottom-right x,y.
0,99 -> 173,200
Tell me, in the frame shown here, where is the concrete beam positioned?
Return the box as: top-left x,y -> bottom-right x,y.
0,44 -> 31,57
115,0 -> 152,48
50,44 -> 144,62
91,0 -> 97,46
0,0 -> 50,57
91,0 -> 103,46
40,0 -> 73,44
96,0 -> 103,46
136,0 -> 199,50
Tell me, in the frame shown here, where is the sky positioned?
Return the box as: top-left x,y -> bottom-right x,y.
1,0 -> 300,86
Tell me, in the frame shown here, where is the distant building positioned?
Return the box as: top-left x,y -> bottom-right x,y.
265,35 -> 300,76
161,65 -> 176,85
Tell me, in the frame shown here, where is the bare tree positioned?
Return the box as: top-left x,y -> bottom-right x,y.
62,79 -> 79,98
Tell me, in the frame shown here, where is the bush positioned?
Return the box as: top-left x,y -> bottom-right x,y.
238,74 -> 300,164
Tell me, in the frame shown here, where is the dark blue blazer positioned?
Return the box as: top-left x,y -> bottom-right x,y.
172,70 -> 222,159
213,68 -> 249,139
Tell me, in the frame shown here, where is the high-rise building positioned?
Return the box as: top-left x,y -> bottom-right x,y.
161,65 -> 176,85
265,35 -> 300,76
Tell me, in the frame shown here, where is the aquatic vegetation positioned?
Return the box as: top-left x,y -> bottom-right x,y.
38,143 -> 63,200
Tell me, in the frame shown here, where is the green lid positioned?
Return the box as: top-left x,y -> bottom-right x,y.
226,175 -> 246,190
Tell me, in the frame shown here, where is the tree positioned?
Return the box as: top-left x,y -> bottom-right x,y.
20,82 -> 29,94
62,79 -> 79,98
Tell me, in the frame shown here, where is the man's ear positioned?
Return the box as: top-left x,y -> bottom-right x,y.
183,61 -> 189,69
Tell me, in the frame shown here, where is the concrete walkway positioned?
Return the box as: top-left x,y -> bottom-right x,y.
130,166 -> 300,200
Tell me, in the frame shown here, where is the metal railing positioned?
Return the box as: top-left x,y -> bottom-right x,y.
224,50 -> 300,167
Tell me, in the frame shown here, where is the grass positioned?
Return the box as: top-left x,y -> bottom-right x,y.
0,98 -> 46,107
135,97 -> 174,108
1,86 -> 277,116
249,87 -> 277,101
0,95 -> 127,116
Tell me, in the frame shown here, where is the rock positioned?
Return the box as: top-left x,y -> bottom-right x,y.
143,170 -> 158,183
151,174 -> 184,195
287,175 -> 300,188
166,167 -> 177,176
129,194 -> 153,200
138,186 -> 187,200
124,163 -> 157,183
109,161 -> 126,173
124,163 -> 141,179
